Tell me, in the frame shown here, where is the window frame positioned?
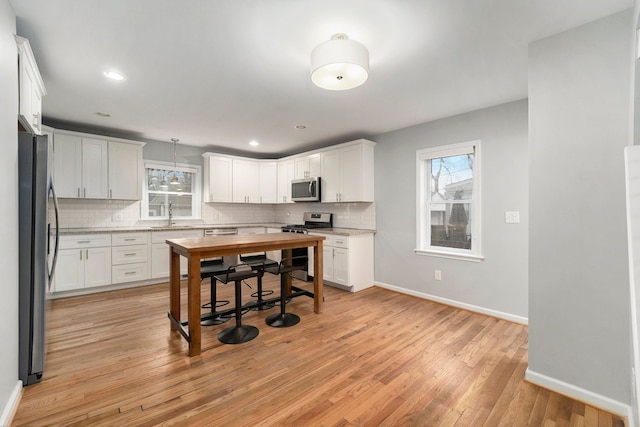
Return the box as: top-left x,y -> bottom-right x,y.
415,140 -> 483,262
141,161 -> 202,220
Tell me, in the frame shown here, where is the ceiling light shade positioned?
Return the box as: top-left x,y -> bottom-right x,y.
311,33 -> 369,91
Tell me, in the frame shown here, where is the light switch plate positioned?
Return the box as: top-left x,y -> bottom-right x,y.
505,211 -> 520,224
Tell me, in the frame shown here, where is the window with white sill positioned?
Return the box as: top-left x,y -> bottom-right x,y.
416,140 -> 482,261
141,162 -> 201,219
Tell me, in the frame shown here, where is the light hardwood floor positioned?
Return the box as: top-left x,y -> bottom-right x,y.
13,276 -> 626,426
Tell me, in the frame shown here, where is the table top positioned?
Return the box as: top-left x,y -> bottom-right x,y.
166,233 -> 326,258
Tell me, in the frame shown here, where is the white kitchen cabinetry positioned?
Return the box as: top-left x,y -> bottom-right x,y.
308,232 -> 374,292
150,229 -> 202,279
16,36 -> 46,135
111,233 -> 149,284
232,159 -> 261,203
53,134 -> 108,199
108,141 -> 144,200
294,154 -> 321,179
54,234 -> 112,292
203,154 -> 233,202
321,140 -> 375,202
277,159 -> 294,203
259,162 -> 278,203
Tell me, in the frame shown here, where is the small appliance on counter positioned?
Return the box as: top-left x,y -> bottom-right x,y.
281,212 -> 332,280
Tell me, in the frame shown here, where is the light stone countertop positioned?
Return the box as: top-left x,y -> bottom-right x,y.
57,224 -> 375,236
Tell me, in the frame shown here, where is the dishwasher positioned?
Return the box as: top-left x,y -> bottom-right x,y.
203,228 -> 238,264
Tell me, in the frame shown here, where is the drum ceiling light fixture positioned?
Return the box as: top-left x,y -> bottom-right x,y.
310,33 -> 369,91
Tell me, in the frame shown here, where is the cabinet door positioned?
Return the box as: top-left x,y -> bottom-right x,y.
340,144 -> 365,202
321,149 -> 341,202
259,162 -> 278,203
84,247 -> 112,288
232,159 -> 260,203
277,160 -> 294,203
82,138 -> 109,199
53,249 -> 84,291
53,134 -> 82,198
323,246 -> 334,282
332,247 -> 349,287
109,141 -> 143,200
151,243 -> 190,278
206,156 -> 232,202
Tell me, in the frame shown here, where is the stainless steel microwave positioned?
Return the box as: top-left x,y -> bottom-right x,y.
291,177 -> 321,202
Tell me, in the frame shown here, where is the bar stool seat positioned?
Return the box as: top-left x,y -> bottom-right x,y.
200,258 -> 233,326
240,253 -> 278,311
264,255 -> 308,328
214,263 -> 264,344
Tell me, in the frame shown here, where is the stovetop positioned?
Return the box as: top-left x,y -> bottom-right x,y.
282,212 -> 333,231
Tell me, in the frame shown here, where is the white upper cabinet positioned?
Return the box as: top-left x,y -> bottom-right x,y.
203,154 -> 233,203
16,36 -> 46,135
294,154 -> 321,179
108,141 -> 144,200
54,133 -> 108,199
259,161 -> 278,203
232,159 -> 261,203
321,139 -> 375,202
277,159 -> 294,203
53,131 -> 143,200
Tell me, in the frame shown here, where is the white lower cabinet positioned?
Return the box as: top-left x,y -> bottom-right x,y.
150,230 -> 202,279
54,234 -> 112,292
308,232 -> 374,292
111,232 -> 150,284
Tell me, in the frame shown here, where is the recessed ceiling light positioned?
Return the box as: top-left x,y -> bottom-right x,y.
96,112 -> 111,117
249,140 -> 260,147
103,70 -> 125,81
294,125 -> 306,130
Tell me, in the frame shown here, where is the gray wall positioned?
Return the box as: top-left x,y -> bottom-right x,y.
528,10 -> 632,405
0,0 -> 20,420
142,139 -> 207,168
374,99 -> 529,320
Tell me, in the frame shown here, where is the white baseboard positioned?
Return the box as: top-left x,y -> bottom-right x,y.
373,281 -> 528,325
0,380 -> 22,427
525,368 -> 632,421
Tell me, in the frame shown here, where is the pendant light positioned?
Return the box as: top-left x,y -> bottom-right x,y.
311,33 -> 369,91
169,138 -> 179,185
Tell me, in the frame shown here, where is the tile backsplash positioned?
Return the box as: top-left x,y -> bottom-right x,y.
57,199 -> 376,230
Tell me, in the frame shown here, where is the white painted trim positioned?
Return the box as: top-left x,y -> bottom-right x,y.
525,368 -> 632,421
0,381 -> 22,427
373,281 -> 528,325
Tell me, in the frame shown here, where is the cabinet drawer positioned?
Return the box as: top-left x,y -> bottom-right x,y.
112,263 -> 149,284
332,236 -> 349,249
112,232 -> 149,246
112,244 -> 148,265
60,234 -> 111,249
151,229 -> 201,244
309,232 -> 332,246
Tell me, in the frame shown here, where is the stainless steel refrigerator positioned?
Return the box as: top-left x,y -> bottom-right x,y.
18,131 -> 59,386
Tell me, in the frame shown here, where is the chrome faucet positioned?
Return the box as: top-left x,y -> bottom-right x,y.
168,201 -> 175,226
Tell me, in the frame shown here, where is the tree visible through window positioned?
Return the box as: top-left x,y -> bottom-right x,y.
416,141 -> 481,259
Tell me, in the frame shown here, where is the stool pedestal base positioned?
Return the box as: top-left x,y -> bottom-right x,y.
218,325 -> 259,344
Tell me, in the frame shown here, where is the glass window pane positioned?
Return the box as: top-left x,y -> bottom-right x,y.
145,166 -> 195,218
429,203 -> 472,250
430,153 -> 474,201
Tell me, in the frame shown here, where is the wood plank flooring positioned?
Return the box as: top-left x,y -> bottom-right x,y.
13,276 -> 626,426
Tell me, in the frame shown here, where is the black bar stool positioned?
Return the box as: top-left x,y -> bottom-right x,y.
214,263 -> 264,344
240,253 -> 278,311
264,255 -> 308,328
200,258 -> 233,326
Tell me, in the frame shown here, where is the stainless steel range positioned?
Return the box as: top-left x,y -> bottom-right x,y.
281,212 -> 332,280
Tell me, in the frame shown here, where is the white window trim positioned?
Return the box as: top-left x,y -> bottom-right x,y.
141,160 -> 202,219
415,140 -> 482,261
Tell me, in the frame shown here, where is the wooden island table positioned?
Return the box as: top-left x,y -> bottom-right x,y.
166,232 -> 325,356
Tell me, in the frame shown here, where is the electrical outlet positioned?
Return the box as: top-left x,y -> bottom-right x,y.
505,211 -> 520,224
434,270 -> 442,281
113,213 -> 122,222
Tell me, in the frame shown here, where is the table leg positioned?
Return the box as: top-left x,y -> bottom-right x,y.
187,255 -> 202,356
169,248 -> 181,330
313,240 -> 323,313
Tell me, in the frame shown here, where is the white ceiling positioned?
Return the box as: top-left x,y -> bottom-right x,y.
11,0 -> 632,157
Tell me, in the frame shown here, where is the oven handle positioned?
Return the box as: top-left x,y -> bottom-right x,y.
204,228 -> 238,236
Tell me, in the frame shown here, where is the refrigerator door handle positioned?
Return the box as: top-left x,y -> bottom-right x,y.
48,180 -> 60,286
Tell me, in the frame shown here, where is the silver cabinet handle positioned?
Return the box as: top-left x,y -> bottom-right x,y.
124,238 -> 135,241
80,250 -> 82,261
77,188 -> 80,198
110,189 -> 112,199
124,271 -> 136,275
86,249 -> 89,260
124,253 -> 136,257
77,240 -> 90,244
83,188 -> 86,198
